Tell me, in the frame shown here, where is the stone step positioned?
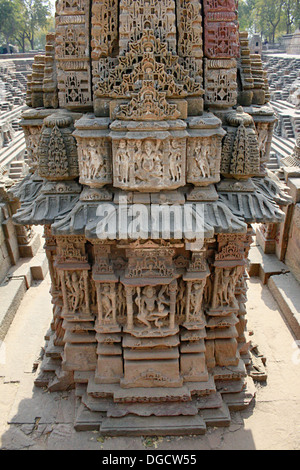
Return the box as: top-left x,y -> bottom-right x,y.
268,272 -> 300,339
222,377 -> 256,411
99,414 -> 207,436
0,277 -> 27,342
106,401 -> 199,418
200,402 -> 231,427
0,132 -> 26,168
271,141 -> 293,160
248,245 -> 289,284
74,402 -> 103,431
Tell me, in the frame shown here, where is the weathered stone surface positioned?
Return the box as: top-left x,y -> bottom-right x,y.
268,273 -> 300,339
12,0 -> 283,436
99,415 -> 207,436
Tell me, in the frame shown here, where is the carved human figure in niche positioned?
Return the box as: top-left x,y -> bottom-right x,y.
101,284 -> 115,320
221,268 -> 232,305
194,140 -> 211,178
189,282 -> 205,319
89,140 -> 104,179
117,283 -> 126,318
213,267 -> 240,308
169,140 -> 182,182
81,140 -> 105,180
257,123 -> 269,161
89,277 -> 97,309
136,285 -> 170,330
136,140 -> 163,182
176,279 -> 186,317
116,139 -> 130,183
134,140 -> 143,171
143,140 -> 163,177
65,271 -> 85,313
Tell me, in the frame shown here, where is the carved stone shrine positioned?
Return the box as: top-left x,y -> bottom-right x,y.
11,2 -> 287,435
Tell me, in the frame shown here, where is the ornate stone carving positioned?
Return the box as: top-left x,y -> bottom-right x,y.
17,0 -> 285,435
94,29 -> 203,119
56,0 -> 92,109
23,126 -> 43,171
91,0 -> 119,59
60,269 -> 90,317
123,282 -> 178,337
43,33 -> 59,108
210,265 -> 242,312
110,119 -> 188,191
112,137 -> 186,190
125,245 -> 175,280
204,59 -> 237,108
204,22 -> 239,59
31,55 -> 46,108
74,115 -> 113,188
39,112 -> 79,180
119,0 -> 177,54
203,0 -> 238,59
186,113 -> 225,186
176,0 -> 203,58
221,107 -> 260,179
237,31 -> 254,106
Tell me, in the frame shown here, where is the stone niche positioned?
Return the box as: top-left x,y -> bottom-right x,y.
110,120 -> 188,192
12,0 -> 287,436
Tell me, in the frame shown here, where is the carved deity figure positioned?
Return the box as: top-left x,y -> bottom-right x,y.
213,266 -> 240,309
169,140 -> 182,182
136,285 -> 170,330
65,271 -> 85,313
189,282 -> 205,319
194,140 -> 211,178
176,279 -> 186,317
101,285 -> 115,320
84,139 -> 105,179
257,123 -> 269,162
116,139 -> 130,183
135,140 -> 163,182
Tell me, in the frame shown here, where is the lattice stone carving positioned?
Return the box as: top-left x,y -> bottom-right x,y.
203,0 -> 238,21
204,22 -> 239,59
56,0 -> 92,109
91,0 -> 119,59
204,59 -> 237,108
95,30 -> 202,100
119,0 -> 177,54
176,0 -> 203,58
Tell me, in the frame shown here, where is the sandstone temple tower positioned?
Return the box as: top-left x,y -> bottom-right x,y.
12,1 -> 287,435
